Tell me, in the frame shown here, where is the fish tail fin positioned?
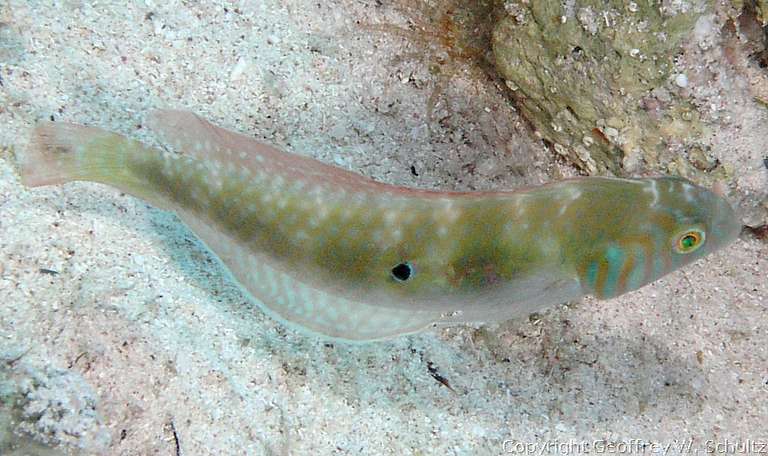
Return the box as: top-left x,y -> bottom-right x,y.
19,121 -> 138,187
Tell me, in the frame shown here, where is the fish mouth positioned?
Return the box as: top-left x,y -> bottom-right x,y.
712,195 -> 742,246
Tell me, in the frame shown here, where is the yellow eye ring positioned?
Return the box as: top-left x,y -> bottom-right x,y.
675,229 -> 705,254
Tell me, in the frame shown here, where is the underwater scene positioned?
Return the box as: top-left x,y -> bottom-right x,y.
1,1 -> 767,455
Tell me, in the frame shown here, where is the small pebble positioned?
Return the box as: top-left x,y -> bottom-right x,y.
674,73 -> 688,88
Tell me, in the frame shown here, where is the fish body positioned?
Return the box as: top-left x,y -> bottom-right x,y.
15,110 -> 742,341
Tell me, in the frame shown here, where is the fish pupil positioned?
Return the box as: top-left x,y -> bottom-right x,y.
391,262 -> 413,282
677,230 -> 704,253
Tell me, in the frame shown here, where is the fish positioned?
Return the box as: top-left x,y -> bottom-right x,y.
12,110 -> 742,341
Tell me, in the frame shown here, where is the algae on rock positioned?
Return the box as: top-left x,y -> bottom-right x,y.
730,0 -> 768,24
492,1 -> 713,175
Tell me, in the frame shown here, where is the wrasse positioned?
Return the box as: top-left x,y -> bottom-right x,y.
14,110 -> 741,341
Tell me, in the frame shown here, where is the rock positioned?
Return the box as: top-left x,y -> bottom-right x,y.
492,1 -> 709,175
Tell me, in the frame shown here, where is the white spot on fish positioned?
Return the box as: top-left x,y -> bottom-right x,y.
565,187 -> 582,202
384,210 -> 399,225
279,274 -> 296,309
437,204 -> 461,224
352,194 -> 367,206
297,199 -> 313,212
308,186 -> 323,199
682,182 -> 695,202
644,180 -> 660,207
261,267 -> 279,298
191,189 -> 205,205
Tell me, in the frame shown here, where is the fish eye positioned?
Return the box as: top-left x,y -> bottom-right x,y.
391,262 -> 413,282
674,229 -> 706,254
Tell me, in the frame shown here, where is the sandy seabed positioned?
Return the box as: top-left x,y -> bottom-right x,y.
0,1 -> 766,455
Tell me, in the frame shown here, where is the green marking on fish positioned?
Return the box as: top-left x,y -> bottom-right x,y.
12,110 -> 743,341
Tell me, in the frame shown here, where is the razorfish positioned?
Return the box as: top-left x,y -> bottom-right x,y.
13,110 -> 742,341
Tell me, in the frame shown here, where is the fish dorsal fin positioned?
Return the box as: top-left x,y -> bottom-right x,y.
147,109 -> 400,194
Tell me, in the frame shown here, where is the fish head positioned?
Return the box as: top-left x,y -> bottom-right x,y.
650,176 -> 742,263
578,176 -> 741,299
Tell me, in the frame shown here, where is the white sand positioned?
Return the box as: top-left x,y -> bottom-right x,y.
0,1 -> 766,455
